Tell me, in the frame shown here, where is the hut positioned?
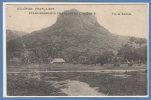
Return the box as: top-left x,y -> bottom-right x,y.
51,58 -> 65,64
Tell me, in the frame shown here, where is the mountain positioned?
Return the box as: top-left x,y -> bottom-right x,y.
7,9 -> 130,63
6,29 -> 28,41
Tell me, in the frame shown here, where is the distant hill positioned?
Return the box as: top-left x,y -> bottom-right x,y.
6,29 -> 27,41
7,9 -> 133,63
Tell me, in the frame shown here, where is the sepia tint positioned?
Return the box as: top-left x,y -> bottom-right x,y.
4,3 -> 148,97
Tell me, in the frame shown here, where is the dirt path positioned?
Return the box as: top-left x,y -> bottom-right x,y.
49,80 -> 105,96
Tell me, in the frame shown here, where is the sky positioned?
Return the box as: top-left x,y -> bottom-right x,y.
5,4 -> 148,38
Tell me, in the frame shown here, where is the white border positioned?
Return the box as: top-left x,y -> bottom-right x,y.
3,2 -> 150,98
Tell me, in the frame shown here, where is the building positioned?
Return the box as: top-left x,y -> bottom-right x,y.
51,58 -> 65,64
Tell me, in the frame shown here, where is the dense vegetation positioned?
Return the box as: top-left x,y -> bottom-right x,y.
7,37 -> 147,65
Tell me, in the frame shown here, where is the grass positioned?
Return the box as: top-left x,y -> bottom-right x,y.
42,71 -> 147,96
7,63 -> 147,96
7,73 -> 66,96
7,71 -> 147,96
7,63 -> 147,72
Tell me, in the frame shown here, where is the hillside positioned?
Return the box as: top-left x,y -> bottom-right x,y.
6,29 -> 28,41
7,9 -> 130,64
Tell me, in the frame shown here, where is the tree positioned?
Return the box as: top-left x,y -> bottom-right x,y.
96,51 -> 114,65
32,47 -> 48,63
129,37 -> 137,43
135,45 -> 147,63
78,56 -> 88,64
21,49 -> 34,64
117,43 -> 136,61
102,51 -> 114,63
135,38 -> 147,46
118,41 -> 147,63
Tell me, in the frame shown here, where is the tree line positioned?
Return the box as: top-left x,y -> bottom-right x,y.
7,37 -> 147,65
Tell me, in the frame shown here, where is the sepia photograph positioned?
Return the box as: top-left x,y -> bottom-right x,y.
4,3 -> 148,97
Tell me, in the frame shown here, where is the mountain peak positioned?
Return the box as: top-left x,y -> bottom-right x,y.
55,8 -> 102,33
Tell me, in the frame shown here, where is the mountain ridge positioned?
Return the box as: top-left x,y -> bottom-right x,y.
7,9 -> 131,63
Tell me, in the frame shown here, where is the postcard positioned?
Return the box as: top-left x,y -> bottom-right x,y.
3,3 -> 149,97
